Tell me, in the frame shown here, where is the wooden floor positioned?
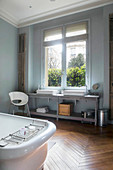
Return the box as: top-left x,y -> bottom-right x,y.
43,119 -> 113,170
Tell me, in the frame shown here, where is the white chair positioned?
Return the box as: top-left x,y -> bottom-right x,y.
9,91 -> 30,117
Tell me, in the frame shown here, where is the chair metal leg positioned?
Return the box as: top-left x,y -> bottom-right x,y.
13,105 -> 15,115
26,104 -> 31,117
23,106 -> 24,115
9,103 -> 15,115
9,103 -> 11,114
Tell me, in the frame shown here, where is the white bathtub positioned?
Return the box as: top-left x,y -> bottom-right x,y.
0,113 -> 56,170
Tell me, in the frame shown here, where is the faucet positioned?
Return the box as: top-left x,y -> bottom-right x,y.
85,84 -> 88,94
85,84 -> 91,95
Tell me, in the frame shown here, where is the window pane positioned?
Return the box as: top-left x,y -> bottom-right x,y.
66,41 -> 86,87
66,22 -> 87,37
44,27 -> 62,41
45,45 -> 62,87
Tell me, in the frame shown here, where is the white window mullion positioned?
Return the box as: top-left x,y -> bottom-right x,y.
86,20 -> 90,90
62,43 -> 66,89
61,26 -> 66,89
41,31 -> 45,89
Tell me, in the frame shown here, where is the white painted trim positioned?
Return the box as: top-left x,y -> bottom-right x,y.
41,29 -> 44,89
0,0 -> 113,27
0,8 -> 18,27
87,19 -> 91,90
18,0 -> 113,27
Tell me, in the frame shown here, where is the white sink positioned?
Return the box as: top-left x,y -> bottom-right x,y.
36,89 -> 87,96
36,90 -> 59,95
64,90 -> 85,96
84,95 -> 99,98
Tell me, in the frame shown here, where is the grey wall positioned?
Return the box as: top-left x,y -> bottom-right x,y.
0,19 -> 18,113
18,4 -> 113,111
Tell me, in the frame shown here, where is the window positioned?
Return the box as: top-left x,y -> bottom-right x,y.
66,41 -> 86,87
44,27 -> 62,41
43,21 -> 88,89
45,45 -> 62,87
66,22 -> 87,37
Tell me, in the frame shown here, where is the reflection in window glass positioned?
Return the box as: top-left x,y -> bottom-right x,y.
66,41 -> 86,87
45,45 -> 62,87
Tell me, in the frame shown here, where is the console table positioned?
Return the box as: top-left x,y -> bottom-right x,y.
28,93 -> 99,126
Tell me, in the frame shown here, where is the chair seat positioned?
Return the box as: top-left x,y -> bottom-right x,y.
9,91 -> 30,117
12,100 -> 27,106
11,101 -> 27,106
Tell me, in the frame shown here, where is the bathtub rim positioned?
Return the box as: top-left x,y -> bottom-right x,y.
0,112 -> 56,160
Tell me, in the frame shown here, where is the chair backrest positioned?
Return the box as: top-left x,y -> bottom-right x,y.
9,91 -> 28,105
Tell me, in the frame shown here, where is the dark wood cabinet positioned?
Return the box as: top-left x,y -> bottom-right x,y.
109,14 -> 113,119
18,34 -> 26,92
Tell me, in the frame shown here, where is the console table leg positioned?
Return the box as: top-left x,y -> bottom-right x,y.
95,98 -> 99,126
56,97 -> 59,121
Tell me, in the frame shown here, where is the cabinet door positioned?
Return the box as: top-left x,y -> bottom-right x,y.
110,69 -> 113,92
110,42 -> 113,66
110,94 -> 113,119
109,15 -> 113,120
18,34 -> 26,92
18,53 -> 25,91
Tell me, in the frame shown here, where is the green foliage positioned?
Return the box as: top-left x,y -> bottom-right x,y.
67,64 -> 86,87
68,53 -> 85,68
48,69 -> 61,86
48,64 -> 86,87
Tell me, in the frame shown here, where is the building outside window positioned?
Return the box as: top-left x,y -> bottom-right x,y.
43,21 -> 88,89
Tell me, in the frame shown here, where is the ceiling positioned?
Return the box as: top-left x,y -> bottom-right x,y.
0,0 -> 113,28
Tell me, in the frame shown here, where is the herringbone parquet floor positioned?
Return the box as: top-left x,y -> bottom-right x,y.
44,119 -> 113,170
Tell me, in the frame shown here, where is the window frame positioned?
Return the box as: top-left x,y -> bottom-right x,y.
41,19 -> 90,91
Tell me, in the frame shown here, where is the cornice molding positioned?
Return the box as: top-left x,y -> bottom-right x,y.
0,0 -> 113,28
18,0 -> 113,27
0,8 -> 18,27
